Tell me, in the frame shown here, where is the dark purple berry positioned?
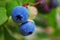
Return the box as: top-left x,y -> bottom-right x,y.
35,0 -> 51,13
41,4 -> 51,13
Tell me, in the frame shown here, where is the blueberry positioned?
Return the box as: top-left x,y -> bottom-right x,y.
49,0 -> 58,8
12,6 -> 29,23
19,21 -> 36,36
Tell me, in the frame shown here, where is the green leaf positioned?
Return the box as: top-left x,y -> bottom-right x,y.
0,7 -> 8,25
6,0 -> 19,17
15,0 -> 23,5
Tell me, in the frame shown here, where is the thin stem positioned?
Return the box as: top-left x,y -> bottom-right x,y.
28,2 -> 40,6
23,2 -> 41,7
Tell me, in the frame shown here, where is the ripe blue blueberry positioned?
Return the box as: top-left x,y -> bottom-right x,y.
19,21 -> 36,36
12,6 -> 29,23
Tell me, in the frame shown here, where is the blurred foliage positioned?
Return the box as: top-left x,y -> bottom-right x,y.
0,7 -> 8,25
0,0 -> 60,40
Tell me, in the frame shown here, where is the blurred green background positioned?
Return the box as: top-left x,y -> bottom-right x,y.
0,0 -> 60,40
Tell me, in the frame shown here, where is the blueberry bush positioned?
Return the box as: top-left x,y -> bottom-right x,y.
0,0 -> 60,40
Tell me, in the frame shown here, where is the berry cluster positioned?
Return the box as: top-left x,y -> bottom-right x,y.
11,0 -> 58,36
23,0 -> 58,13
12,6 -> 36,36
36,0 -> 58,13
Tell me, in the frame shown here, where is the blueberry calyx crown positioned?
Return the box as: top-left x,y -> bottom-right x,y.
28,32 -> 33,35
16,15 -> 22,21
